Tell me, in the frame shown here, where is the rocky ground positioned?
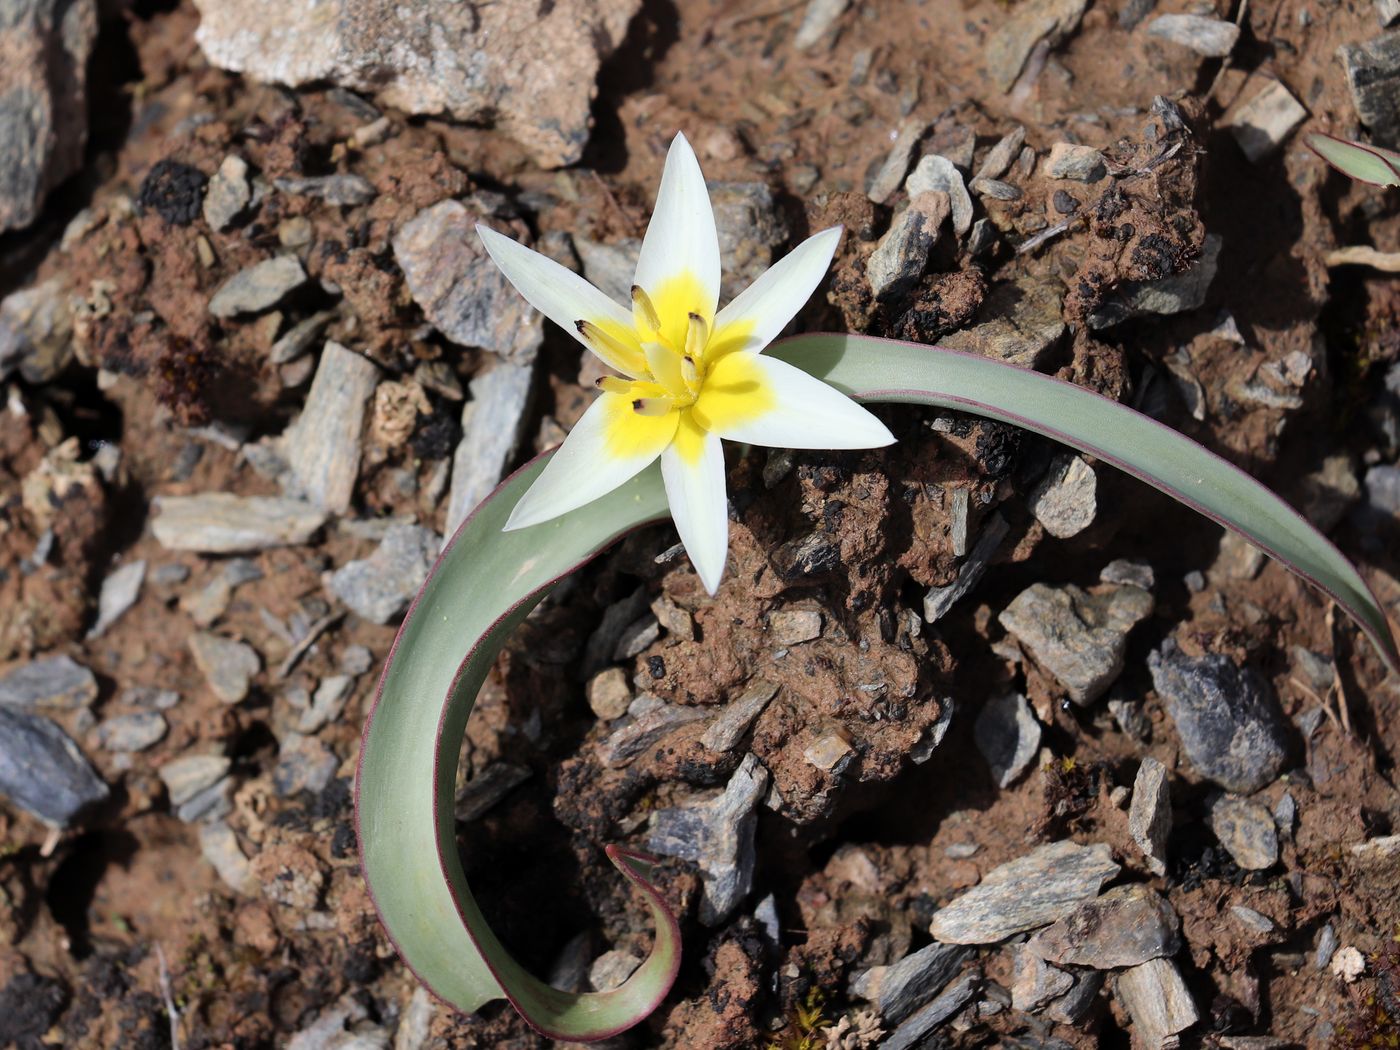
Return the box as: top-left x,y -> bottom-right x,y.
4,0 -> 1400,1047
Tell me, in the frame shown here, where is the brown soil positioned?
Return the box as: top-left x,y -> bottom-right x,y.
4,0 -> 1400,1048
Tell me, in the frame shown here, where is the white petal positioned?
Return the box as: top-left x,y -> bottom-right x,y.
712,226 -> 842,355
661,422 -> 729,595
707,354 -> 895,450
633,134 -> 721,319
477,224 -> 642,374
504,393 -> 677,530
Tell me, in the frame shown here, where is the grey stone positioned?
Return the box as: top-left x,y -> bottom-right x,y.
999,581 -> 1154,705
573,235 -> 639,302
867,118 -> 929,204
969,177 -> 1022,201
600,702 -> 709,768
647,753 -> 768,925
701,680 -> 779,752
295,675 -> 353,734
1144,13 -> 1240,56
1088,234 -> 1222,329
710,183 -> 791,301
906,155 -> 974,236
0,279 -> 76,383
867,192 -> 949,301
1113,957 -> 1199,1049
199,819 -> 252,893
395,200 -> 544,362
95,710 -> 167,752
188,632 -> 260,704
273,732 -> 340,796
328,523 -> 439,624
0,655 -> 97,710
0,0 -> 96,233
880,970 -> 981,1050
270,309 -> 337,364
0,706 -> 108,825
1149,638 -> 1289,793
1208,794 -> 1279,870
444,360 -> 535,538
192,0 -> 640,168
1315,923 -> 1339,971
1029,455 -> 1097,538
588,949 -> 642,993
941,277 -> 1066,369
1129,757 -> 1171,876
613,613 -> 660,661
1102,559 -> 1155,591
582,589 -> 649,678
924,513 -> 1010,622
769,609 -> 822,647
1223,79 -> 1308,163
1341,31 -> 1400,146
159,753 -> 231,806
340,645 -> 374,676
985,0 -> 1090,91
1046,968 -> 1104,1025
208,256 -> 308,318
87,560 -> 146,639
975,126 -> 1026,182
176,776 -> 235,823
203,154 -> 251,230
1028,884 -> 1181,969
286,993 -> 390,1050
1043,143 -> 1107,182
851,942 -> 970,1025
122,686 -> 180,710
1230,905 -> 1275,935
394,986 -> 435,1050
153,493 -> 327,552
1011,949 -> 1074,1012
1366,464 -> 1400,516
275,173 -> 376,206
793,0 -> 849,50
974,693 -> 1040,787
1381,0 -> 1400,27
455,761 -> 530,822
930,841 -> 1120,944
279,341 -> 379,514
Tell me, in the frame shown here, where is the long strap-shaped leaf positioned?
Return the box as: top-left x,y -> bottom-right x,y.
357,334 -> 1398,1043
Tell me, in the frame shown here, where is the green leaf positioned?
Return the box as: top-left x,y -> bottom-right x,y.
358,334 -> 1397,1042
1306,132 -> 1400,187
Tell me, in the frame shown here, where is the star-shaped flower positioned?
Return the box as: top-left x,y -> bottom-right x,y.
477,133 -> 894,593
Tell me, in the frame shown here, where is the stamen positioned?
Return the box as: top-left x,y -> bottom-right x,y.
631,285 -> 662,334
576,320 -> 638,367
631,396 -> 674,417
684,312 -> 709,360
680,355 -> 700,394
595,375 -> 633,396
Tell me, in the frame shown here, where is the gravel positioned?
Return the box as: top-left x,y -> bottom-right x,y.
0,707 -> 109,825
327,522 -> 439,624
0,655 -> 98,710
208,256 -> 308,318
151,493 -> 328,553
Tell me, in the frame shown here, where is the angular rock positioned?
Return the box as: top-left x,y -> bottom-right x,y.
275,174 -> 376,206
192,0 -> 640,167
1230,905 -> 1275,935
445,360 -> 535,537
455,762 -> 530,822
1381,0 -> 1400,28
599,702 -> 709,768
880,970 -> 981,1050
930,840 -> 1121,944
867,118 -> 929,204
852,941 -> 970,1025
999,581 -> 1154,705
175,776 -> 234,824
1028,884 -> 1180,969
1043,142 -> 1107,182
328,523 -> 438,624
574,235 -> 641,302
95,710 -> 167,752
1028,454 -> 1097,539
710,182 -> 791,300
0,707 -> 108,825
270,309 -> 337,365
793,0 -> 849,50
1129,757 -> 1171,876
0,655 -> 97,710
1223,79 -> 1308,163
924,513 -> 1009,622
1088,234 -> 1222,329
769,609 -> 822,647
208,256 -> 308,318
152,493 -> 328,553
985,0 -> 1090,91
1145,13 -> 1240,56
974,692 -> 1040,787
394,201 -> 544,363
1341,31 -> 1400,146
0,0 -> 97,233
159,753 -> 231,807
701,680 -> 779,753
647,753 -> 769,925
975,126 -> 1026,182
1149,638 -> 1289,793
199,819 -> 252,894
906,155 -> 974,236
941,277 -> 1065,369
87,560 -> 146,639
1047,968 -> 1104,1025
0,279 -> 76,383
868,191 -> 949,301
1113,957 -> 1199,1049
273,733 -> 340,796
1208,794 -> 1279,870
279,341 -> 379,514
203,154 -> 251,230
803,733 -> 854,774
1011,949 -> 1074,1013
613,613 -> 660,661
188,632 -> 260,704
588,949 -> 642,993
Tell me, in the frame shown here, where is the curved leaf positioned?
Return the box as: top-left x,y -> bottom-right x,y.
358,334 -> 1397,1043
1306,131 -> 1400,187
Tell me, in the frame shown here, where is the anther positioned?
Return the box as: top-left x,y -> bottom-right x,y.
595,375 -> 632,395
680,355 -> 700,392
631,396 -> 674,417
631,285 -> 662,334
684,312 -> 709,360
576,320 -> 637,366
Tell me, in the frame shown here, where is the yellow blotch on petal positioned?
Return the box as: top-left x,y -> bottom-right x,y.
703,318 -> 758,363
600,389 -> 679,460
648,272 -> 714,351
690,350 -> 774,434
672,410 -> 710,465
